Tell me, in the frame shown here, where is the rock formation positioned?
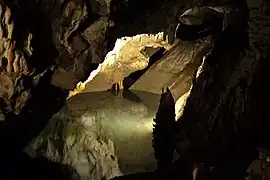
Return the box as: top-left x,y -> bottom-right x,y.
25,99 -> 123,180
69,33 -> 171,98
0,0 -> 270,179
25,90 -> 164,178
153,88 -> 175,171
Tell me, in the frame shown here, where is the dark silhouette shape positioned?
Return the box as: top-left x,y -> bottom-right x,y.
0,1 -> 78,179
153,87 -> 175,171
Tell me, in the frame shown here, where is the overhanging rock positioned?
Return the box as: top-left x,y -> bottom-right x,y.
130,40 -> 212,101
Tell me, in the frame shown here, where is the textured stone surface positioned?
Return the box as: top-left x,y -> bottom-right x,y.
131,40 -> 212,100
0,0 -> 270,179
0,1 -> 58,115
69,33 -> 171,97
171,0 -> 270,179
0,0 -> 231,118
25,90 -> 165,178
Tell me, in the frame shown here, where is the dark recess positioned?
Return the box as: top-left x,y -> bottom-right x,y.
0,1 -> 78,179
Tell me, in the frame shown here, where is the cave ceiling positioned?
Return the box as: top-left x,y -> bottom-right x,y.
0,0 -> 237,116
0,0 -> 270,179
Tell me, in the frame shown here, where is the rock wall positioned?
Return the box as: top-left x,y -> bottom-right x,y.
50,0 -> 111,89
0,0 -> 270,179
0,0 -> 113,117
173,0 -> 270,178
25,94 -> 123,180
0,0 -> 181,117
0,1 -> 58,116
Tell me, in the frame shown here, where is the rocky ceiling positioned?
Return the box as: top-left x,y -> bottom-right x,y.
0,0 -> 269,179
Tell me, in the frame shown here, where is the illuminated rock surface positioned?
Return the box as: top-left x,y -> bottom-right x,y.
27,30 -> 211,179
69,33 -> 171,97
26,90 -> 163,178
0,0 -> 270,180
69,36 -> 211,121
131,40 -> 211,100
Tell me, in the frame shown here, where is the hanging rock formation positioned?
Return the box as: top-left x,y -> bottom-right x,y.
0,0 -> 270,179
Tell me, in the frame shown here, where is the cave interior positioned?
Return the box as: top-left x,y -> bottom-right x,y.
0,0 -> 270,179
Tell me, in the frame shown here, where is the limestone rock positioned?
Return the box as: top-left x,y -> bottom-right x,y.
0,1 -> 56,115
69,33 -> 171,97
131,40 -> 212,100
25,90 -> 165,178
49,0 -> 114,90
83,17 -> 109,64
25,94 -> 123,179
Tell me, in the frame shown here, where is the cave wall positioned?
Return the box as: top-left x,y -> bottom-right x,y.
0,1 -> 58,116
0,0 -> 269,179
0,0 -> 236,119
0,0 -> 111,117
0,0 -> 172,117
174,0 -> 270,178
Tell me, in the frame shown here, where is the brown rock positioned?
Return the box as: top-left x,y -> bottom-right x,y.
70,35 -> 89,53
89,0 -> 110,16
0,75 -> 14,99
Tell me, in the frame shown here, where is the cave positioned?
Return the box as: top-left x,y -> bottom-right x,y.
0,0 -> 270,180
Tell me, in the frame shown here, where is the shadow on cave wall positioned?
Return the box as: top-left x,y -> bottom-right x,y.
0,1 -> 78,179
0,68 -> 78,180
251,47 -> 270,149
8,0 -> 58,74
172,3 -> 258,179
